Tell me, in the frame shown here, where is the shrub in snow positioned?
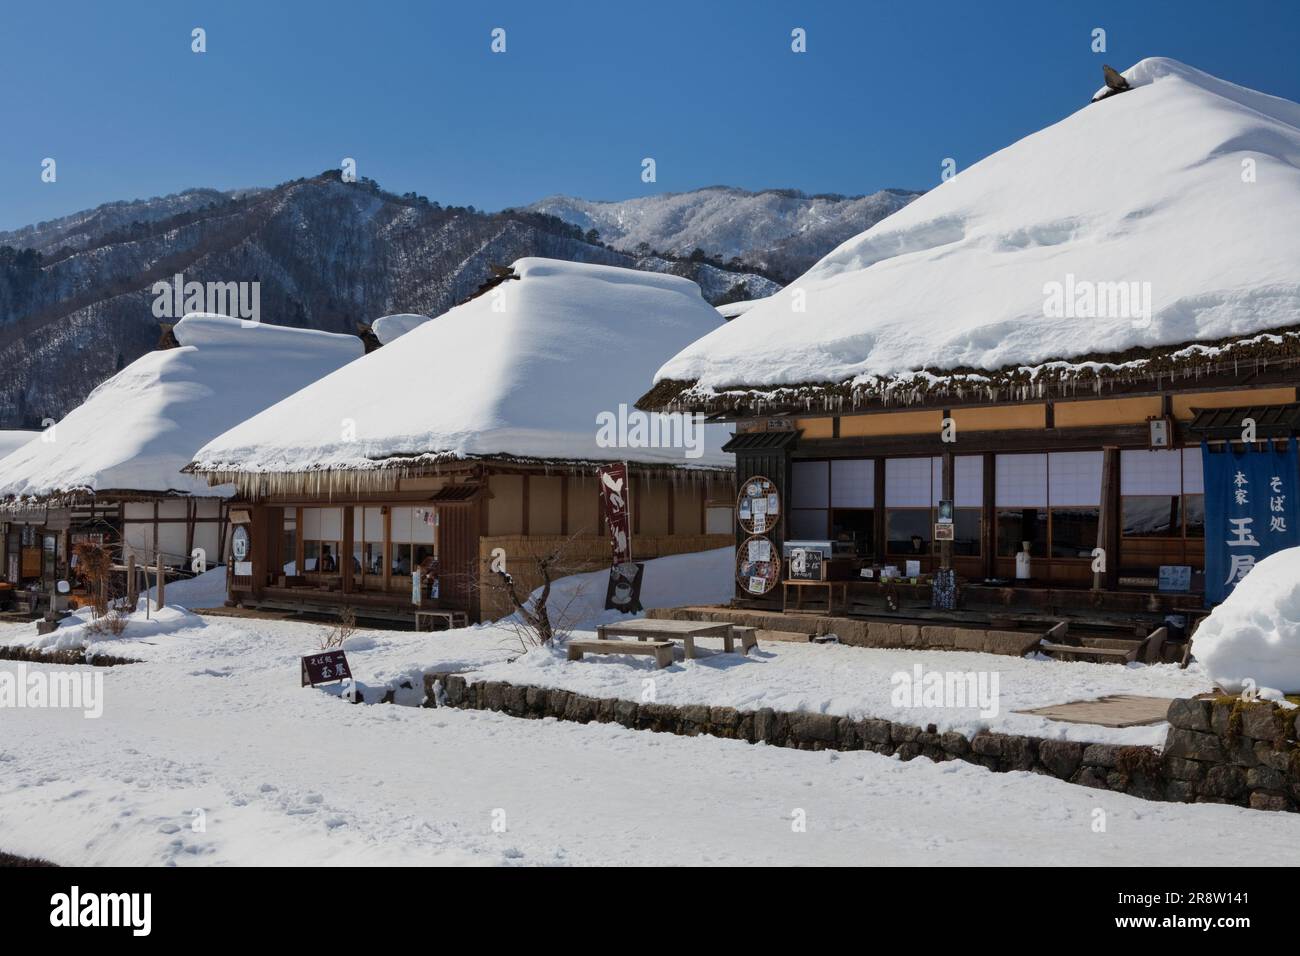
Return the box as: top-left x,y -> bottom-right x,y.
1194,547 -> 1300,695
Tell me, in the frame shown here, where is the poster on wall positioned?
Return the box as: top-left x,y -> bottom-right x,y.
1203,438 -> 1299,605
736,534 -> 779,594
737,477 -> 780,536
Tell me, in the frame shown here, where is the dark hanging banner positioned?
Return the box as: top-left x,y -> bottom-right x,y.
597,462 -> 632,565
1202,438 -> 1299,605
597,462 -> 641,613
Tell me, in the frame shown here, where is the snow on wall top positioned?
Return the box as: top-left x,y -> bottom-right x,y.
191,258 -> 733,474
0,314 -> 364,499
371,313 -> 433,345
655,59 -> 1300,393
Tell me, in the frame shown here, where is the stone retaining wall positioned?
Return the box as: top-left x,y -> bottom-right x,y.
416,673 -> 1300,813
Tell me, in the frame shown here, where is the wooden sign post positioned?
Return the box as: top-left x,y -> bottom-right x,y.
155,552 -> 165,610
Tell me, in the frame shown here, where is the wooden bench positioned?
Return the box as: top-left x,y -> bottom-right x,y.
725,626 -> 759,655
567,639 -> 674,669
415,610 -> 469,632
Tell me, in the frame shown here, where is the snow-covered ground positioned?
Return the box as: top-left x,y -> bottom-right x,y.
470,641 -> 1211,746
3,595 -> 1289,866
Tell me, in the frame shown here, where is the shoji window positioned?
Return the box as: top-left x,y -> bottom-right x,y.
951,455 -> 984,556
886,457 -> 936,555
995,454 -> 1048,557
1121,448 -> 1203,538
830,459 -> 874,556
1048,451 -> 1103,558
351,507 -> 385,578
389,506 -> 437,577
789,460 -> 830,540
302,507 -> 342,573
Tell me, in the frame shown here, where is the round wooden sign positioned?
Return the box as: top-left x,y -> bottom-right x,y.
737,534 -> 780,596
737,476 -> 780,535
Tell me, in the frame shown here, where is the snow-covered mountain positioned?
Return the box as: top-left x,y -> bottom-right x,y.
0,174 -> 778,428
655,59 -> 1300,396
524,186 -> 921,281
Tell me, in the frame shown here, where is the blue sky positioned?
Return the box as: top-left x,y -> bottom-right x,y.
1,0 -> 1296,230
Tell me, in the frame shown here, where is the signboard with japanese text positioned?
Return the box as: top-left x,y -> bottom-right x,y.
301,650 -> 352,687
1203,439 -> 1299,605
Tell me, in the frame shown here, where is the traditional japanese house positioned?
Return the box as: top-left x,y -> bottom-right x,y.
0,314 -> 363,598
639,59 -> 1300,631
187,258 -> 735,624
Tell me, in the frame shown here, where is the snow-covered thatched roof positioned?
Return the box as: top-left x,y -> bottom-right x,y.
715,297 -> 770,321
644,59 -> 1300,415
0,314 -> 363,501
371,312 -> 433,345
189,259 -> 733,494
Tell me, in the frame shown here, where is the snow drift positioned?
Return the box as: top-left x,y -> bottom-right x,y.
655,58 -> 1300,393
0,314 -> 363,499
1193,547 -> 1300,695
192,258 -> 733,474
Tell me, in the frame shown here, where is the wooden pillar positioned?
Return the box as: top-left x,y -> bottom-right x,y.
341,505 -> 354,595
940,449 -> 955,570
127,554 -> 137,607
1095,446 -> 1120,590
521,473 -> 530,535
184,499 -> 196,565
982,453 -> 997,579
382,506 -> 392,592
155,551 -> 165,610
667,479 -> 676,536
873,457 -> 886,560
560,475 -> 569,535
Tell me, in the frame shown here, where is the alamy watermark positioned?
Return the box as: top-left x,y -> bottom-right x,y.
151,273 -> 260,326
1042,273 -> 1152,329
0,662 -> 103,718
890,663 -> 1000,718
596,404 -> 704,459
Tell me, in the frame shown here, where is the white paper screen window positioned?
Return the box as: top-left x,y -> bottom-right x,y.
390,507 -> 413,543
954,455 -> 984,507
318,508 -> 343,541
1182,447 -> 1204,495
1121,449 -> 1181,495
1048,451 -> 1103,506
886,457 -> 934,507
995,454 -> 1047,506
831,459 -> 874,507
302,508 -> 322,539
791,461 -> 829,509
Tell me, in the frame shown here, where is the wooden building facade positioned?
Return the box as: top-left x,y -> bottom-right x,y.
646,355 -> 1300,623
213,461 -> 734,624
